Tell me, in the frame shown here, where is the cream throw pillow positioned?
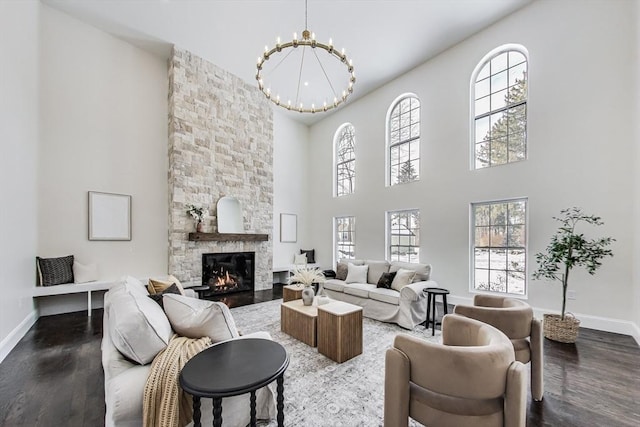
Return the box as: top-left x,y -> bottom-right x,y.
147,275 -> 185,295
73,261 -> 98,283
163,294 -> 240,343
391,268 -> 416,291
345,263 -> 369,284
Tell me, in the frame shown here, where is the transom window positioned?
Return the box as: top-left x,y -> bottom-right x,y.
335,123 -> 356,197
388,95 -> 420,185
471,199 -> 527,295
387,209 -> 420,263
472,46 -> 528,169
335,216 -> 355,262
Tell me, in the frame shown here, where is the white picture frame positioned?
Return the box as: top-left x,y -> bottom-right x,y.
280,213 -> 297,243
88,191 -> 132,241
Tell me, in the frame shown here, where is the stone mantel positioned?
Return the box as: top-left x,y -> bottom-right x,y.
188,232 -> 269,242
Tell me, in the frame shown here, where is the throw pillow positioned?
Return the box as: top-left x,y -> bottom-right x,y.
300,249 -> 316,264
147,275 -> 185,295
335,262 -> 348,281
391,268 -> 416,292
147,283 -> 181,308
163,294 -> 240,343
377,271 -> 397,289
366,260 -> 390,284
345,263 -> 369,284
389,261 -> 432,282
293,253 -> 308,265
37,255 -> 74,286
73,261 -> 98,284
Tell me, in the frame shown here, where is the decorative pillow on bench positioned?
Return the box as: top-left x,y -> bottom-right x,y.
36,255 -> 74,286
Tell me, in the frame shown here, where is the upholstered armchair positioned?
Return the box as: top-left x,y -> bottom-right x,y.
454,294 -> 543,401
384,314 -> 527,427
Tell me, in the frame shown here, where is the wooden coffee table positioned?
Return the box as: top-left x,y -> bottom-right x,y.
282,285 -> 303,302
318,301 -> 363,363
281,299 -> 318,346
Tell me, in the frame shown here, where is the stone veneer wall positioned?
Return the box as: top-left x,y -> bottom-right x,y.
168,47 -> 274,289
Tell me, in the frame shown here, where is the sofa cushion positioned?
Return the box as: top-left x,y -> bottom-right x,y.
147,275 -> 186,295
37,255 -> 74,286
389,261 -> 431,282
300,249 -> 315,263
108,287 -> 172,365
391,268 -> 416,292
147,284 -> 181,308
124,276 -> 150,298
73,261 -> 98,283
336,259 -> 365,280
377,271 -> 397,289
343,283 -> 375,298
163,294 -> 240,343
346,263 -> 369,284
324,279 -> 347,292
366,260 -> 390,284
369,287 -> 401,305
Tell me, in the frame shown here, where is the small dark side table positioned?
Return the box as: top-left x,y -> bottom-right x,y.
186,285 -> 210,299
424,287 -> 450,336
180,338 -> 289,427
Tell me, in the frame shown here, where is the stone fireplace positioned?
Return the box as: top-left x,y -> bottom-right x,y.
167,47 -> 274,289
202,252 -> 255,295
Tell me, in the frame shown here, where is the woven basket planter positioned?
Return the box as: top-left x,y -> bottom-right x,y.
543,313 -> 580,343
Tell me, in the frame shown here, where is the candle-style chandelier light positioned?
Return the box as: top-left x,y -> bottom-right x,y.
256,0 -> 356,113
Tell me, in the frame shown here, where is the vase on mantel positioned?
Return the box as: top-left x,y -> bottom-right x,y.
301,284 -> 315,306
196,221 -> 203,232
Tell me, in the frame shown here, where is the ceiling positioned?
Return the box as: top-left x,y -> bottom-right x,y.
43,0 -> 534,125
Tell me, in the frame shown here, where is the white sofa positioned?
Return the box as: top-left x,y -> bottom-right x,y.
102,276 -> 275,427
323,260 -> 438,330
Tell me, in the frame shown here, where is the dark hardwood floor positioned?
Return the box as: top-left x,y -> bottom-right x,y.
1,285 -> 638,426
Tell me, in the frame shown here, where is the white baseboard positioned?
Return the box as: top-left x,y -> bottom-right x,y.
0,309 -> 38,364
447,295 -> 640,345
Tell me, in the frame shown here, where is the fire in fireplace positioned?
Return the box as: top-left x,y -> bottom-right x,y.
202,252 -> 255,295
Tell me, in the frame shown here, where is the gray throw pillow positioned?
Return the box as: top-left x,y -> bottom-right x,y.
37,255 -> 74,286
163,294 -> 240,343
336,262 -> 348,280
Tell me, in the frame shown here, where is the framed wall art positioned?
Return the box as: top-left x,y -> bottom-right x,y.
88,191 -> 132,241
280,213 -> 297,243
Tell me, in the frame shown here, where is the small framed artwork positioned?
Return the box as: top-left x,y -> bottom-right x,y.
280,213 -> 297,243
88,191 -> 132,241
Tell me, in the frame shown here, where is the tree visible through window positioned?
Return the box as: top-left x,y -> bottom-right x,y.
388,210 -> 420,263
472,199 -> 527,295
335,216 -> 355,261
389,96 -> 420,185
473,48 -> 528,169
335,124 -> 355,196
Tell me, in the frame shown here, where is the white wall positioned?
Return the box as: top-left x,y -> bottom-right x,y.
38,5 -> 169,299
634,0 -> 640,341
308,0 -> 638,334
0,0 -> 40,361
272,110 -> 312,269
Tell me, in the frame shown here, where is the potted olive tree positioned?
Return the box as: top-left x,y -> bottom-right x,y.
532,207 -> 614,343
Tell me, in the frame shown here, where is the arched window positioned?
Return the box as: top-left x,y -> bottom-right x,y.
471,45 -> 528,169
335,123 -> 356,197
387,94 -> 420,186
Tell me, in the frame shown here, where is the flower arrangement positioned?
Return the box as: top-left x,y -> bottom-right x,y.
186,204 -> 205,223
288,266 -> 325,287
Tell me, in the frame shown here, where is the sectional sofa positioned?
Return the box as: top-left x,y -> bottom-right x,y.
323,260 -> 437,329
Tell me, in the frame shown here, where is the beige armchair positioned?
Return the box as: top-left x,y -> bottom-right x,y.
384,314 -> 527,427
454,294 -> 543,401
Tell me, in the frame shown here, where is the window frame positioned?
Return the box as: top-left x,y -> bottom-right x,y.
334,123 -> 356,197
470,198 -> 528,297
334,216 -> 356,265
386,94 -> 421,186
469,44 -> 529,170
386,209 -> 420,263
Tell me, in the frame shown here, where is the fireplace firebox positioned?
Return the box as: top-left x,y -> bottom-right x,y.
202,252 -> 255,295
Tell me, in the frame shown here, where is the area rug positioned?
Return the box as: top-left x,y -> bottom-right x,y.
231,299 -> 440,427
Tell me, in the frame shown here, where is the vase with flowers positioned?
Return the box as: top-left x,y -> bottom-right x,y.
186,204 -> 205,232
288,266 -> 326,306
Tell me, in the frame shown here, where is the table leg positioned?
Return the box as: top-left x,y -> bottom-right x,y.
425,293 -> 431,330
431,295 -> 437,336
277,374 -> 285,427
213,397 -> 222,427
87,291 -> 92,317
192,396 -> 201,427
250,390 -> 257,426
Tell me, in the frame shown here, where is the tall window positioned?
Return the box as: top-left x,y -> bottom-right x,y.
335,216 -> 355,262
387,210 -> 420,263
472,45 -> 528,169
471,199 -> 527,295
335,124 -> 356,197
388,95 -> 420,185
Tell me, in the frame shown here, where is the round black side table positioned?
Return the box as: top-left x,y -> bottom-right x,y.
424,287 -> 450,336
180,338 -> 289,427
187,285 -> 210,299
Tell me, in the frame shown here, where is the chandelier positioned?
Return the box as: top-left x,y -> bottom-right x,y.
256,0 -> 356,114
